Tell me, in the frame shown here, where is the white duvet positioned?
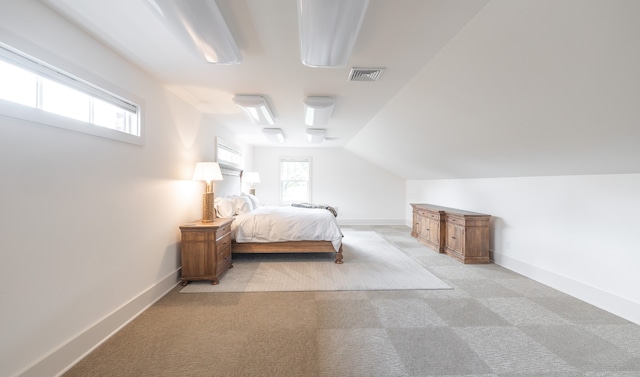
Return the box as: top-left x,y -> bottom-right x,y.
231,206 -> 343,251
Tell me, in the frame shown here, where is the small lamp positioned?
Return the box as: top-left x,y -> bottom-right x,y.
192,162 -> 223,222
243,171 -> 260,195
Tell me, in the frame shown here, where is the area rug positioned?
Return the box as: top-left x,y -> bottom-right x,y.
179,230 -> 450,293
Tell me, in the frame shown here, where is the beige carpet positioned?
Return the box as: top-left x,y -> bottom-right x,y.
180,230 -> 450,293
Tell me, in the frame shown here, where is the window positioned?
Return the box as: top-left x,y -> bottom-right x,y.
0,42 -> 142,144
216,138 -> 242,168
280,157 -> 311,204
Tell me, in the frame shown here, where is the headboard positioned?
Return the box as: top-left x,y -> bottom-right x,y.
214,164 -> 243,198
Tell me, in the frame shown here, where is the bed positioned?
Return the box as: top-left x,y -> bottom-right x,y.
214,165 -> 344,263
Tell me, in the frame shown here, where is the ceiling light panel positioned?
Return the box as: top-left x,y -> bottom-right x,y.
148,0 -> 242,64
233,95 -> 275,125
262,128 -> 286,143
306,128 -> 326,143
298,0 -> 370,67
304,96 -> 335,126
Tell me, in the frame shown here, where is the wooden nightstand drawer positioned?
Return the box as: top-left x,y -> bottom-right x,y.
216,233 -> 231,250
216,223 -> 231,239
218,241 -> 231,258
217,252 -> 232,275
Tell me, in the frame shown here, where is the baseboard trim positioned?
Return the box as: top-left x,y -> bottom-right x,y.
17,269 -> 181,377
492,250 -> 640,325
338,219 -> 405,225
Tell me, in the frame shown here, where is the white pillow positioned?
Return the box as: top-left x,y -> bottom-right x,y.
214,197 -> 235,218
234,195 -> 253,214
242,193 -> 261,209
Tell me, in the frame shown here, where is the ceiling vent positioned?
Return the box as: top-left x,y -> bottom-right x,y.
348,67 -> 385,82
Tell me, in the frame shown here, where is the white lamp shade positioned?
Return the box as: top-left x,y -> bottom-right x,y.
262,128 -> 286,143
298,0 -> 370,67
304,96 -> 335,126
243,171 -> 261,184
192,162 -> 223,182
306,128 -> 326,143
148,0 -> 242,64
233,95 -> 275,125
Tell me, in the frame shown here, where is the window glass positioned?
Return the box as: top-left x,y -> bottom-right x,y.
0,59 -> 37,107
0,43 -> 142,143
41,77 -> 91,123
280,159 -> 311,203
92,97 -> 138,135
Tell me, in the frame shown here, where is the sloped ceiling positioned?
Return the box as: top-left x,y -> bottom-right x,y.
346,0 -> 640,179
39,0 -> 640,180
40,0 -> 488,149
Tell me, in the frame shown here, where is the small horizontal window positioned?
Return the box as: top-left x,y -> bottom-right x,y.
0,42 -> 142,144
217,138 -> 242,168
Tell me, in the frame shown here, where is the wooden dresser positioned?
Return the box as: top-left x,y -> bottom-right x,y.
411,204 -> 491,264
179,217 -> 234,285
411,205 -> 446,253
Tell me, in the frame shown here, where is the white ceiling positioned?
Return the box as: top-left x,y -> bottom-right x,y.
41,0 -> 640,179
41,0 -> 487,146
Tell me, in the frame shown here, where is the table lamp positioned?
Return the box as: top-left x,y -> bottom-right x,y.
192,162 -> 223,222
244,171 -> 260,195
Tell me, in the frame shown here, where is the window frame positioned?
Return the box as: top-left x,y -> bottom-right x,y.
279,156 -> 312,205
0,36 -> 144,146
215,137 -> 242,168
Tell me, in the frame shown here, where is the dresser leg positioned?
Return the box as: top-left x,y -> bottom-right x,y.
211,278 -> 219,285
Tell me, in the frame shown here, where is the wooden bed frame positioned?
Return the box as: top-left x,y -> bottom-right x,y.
216,163 -> 343,264
232,240 -> 344,264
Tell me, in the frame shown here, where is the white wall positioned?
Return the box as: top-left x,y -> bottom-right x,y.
0,2 -> 247,376
253,147 -> 405,224
406,174 -> 640,325
347,0 -> 640,180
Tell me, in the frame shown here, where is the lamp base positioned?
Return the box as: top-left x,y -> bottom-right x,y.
249,188 -> 256,196
202,192 -> 215,222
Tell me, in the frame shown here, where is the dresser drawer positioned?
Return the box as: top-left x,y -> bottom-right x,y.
417,208 -> 442,219
416,208 -> 429,216
446,215 -> 465,226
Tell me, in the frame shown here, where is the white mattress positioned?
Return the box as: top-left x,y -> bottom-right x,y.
231,206 -> 343,251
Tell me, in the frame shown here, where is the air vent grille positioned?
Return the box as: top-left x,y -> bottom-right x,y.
348,67 -> 385,82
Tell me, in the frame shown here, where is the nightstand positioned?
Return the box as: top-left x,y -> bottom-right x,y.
179,217 -> 234,285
